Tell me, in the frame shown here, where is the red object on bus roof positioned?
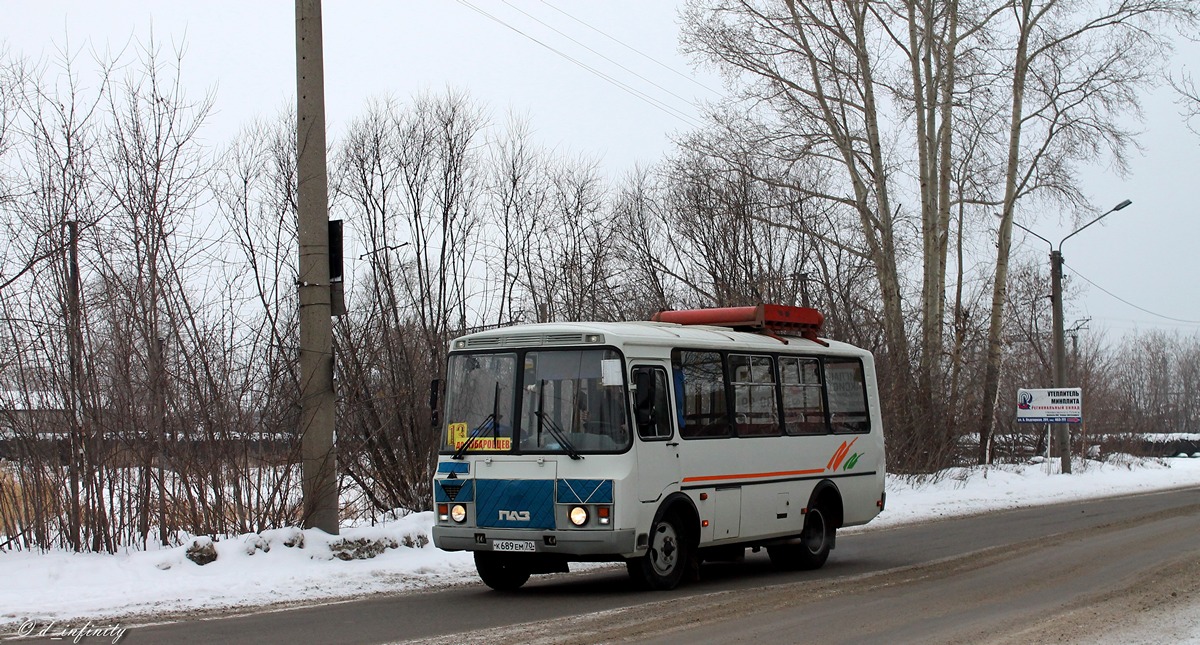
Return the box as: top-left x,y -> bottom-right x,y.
651,304 -> 825,343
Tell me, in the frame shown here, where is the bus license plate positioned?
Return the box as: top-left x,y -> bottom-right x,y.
492,540 -> 536,552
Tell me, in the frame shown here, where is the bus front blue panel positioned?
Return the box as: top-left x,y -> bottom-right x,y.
475,479 -> 556,529
434,479 -> 474,503
556,479 -> 613,504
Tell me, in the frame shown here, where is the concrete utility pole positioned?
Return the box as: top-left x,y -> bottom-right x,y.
1011,199 -> 1130,474
295,0 -> 338,534
1049,247 -> 1070,474
1046,199 -> 1132,475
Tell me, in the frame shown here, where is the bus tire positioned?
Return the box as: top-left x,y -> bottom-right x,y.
474,552 -> 532,591
767,505 -> 832,571
627,510 -> 690,590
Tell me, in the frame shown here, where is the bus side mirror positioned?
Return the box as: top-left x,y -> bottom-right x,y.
634,370 -> 655,432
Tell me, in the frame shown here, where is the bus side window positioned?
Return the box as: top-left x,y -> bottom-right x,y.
632,366 -> 673,441
672,350 -> 731,439
825,358 -> 871,433
729,354 -> 780,437
780,356 -> 827,435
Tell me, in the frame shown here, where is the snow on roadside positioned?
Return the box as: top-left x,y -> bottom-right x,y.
0,511 -> 477,629
861,454 -> 1200,530
2,456 -> 1199,632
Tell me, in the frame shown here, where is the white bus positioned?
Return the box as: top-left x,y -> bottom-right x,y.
432,304 -> 886,591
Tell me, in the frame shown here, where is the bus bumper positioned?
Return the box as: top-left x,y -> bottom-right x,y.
433,525 -> 638,557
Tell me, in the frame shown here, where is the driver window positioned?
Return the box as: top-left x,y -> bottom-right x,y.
633,366 -> 673,441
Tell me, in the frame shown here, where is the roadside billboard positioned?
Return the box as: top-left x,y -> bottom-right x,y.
1016,388 -> 1082,423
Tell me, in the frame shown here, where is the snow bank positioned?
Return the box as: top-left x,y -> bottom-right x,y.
0,511 -> 475,627
862,455 -> 1200,530
2,456 -> 1200,628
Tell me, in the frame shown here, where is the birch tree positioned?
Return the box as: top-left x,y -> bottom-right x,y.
682,0 -> 1194,469
976,0 -> 1194,463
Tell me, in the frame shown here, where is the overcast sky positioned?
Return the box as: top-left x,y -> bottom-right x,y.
4,1 -> 1199,344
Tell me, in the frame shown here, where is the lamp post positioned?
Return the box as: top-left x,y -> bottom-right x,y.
1014,199 -> 1131,474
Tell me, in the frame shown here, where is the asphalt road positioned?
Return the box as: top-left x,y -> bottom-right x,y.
113,486 -> 1200,644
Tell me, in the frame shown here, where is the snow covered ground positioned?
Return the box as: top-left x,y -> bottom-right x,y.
2,455 -> 1199,641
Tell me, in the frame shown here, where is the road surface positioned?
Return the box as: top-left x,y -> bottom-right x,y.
115,486 -> 1200,644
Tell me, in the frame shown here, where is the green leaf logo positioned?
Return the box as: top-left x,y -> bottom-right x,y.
843,453 -> 860,470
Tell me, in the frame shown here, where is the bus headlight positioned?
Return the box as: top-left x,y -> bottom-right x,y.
569,506 -> 589,527
451,504 -> 467,523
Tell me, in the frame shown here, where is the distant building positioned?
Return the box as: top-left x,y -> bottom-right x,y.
0,389 -> 69,439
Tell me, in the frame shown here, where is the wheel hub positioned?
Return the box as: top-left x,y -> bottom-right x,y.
651,525 -> 679,574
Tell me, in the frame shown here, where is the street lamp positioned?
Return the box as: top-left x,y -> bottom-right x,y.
1013,199 -> 1132,474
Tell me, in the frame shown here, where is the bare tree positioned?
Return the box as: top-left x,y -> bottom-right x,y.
3,36 -> 308,553
1176,74 -> 1200,134
976,0 -> 1194,464
664,142 -> 814,307
0,52 -> 18,211
3,43 -> 111,550
482,114 -> 550,325
682,0 -> 1195,469
682,0 -> 912,378
213,111 -> 301,401
1172,35 -> 1200,136
515,154 -> 625,322
331,90 -> 487,515
610,167 -> 681,317
96,36 -> 214,547
211,111 -> 307,534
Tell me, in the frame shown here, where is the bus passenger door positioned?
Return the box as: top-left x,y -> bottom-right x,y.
632,365 -> 680,502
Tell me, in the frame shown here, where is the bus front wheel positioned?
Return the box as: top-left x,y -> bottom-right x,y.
768,505 -> 832,570
627,511 -> 690,590
474,552 -> 532,591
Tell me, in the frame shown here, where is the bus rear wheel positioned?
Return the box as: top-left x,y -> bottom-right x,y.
767,505 -> 832,571
474,552 -> 532,591
627,511 -> 690,590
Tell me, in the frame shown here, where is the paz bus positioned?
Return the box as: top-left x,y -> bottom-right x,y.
431,304 -> 886,591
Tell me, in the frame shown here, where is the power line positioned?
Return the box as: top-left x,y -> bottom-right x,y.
454,0 -> 705,130
1086,317 -> 1200,330
503,0 -> 707,110
460,0 -> 703,129
539,0 -> 723,97
1066,263 -> 1200,324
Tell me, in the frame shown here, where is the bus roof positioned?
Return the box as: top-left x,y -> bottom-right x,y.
450,320 -> 869,356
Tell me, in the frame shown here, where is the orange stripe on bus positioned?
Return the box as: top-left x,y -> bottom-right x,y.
827,437 -> 859,471
826,442 -> 847,471
682,468 -> 825,483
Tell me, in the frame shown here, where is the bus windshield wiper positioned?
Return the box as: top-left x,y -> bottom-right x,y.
535,380 -> 582,460
534,410 -> 582,460
451,413 -> 494,460
452,382 -> 501,460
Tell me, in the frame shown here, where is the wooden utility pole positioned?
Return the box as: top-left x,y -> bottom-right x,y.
65,220 -> 82,551
295,0 -> 338,534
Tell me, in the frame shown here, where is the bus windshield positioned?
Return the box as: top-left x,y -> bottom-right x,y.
441,348 -> 630,455
519,349 -> 629,454
443,353 -> 517,453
